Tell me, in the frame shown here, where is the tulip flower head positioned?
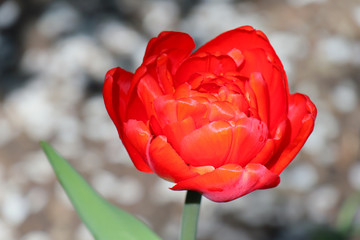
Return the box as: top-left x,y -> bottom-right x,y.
103,26 -> 317,202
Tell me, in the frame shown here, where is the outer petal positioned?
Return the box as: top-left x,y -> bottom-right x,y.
171,163 -> 280,202
266,93 -> 317,174
143,31 -> 195,74
174,55 -> 237,87
226,118 -> 268,166
147,135 -> 199,182
103,67 -> 133,128
123,120 -> 153,172
241,49 -> 289,135
194,26 -> 282,68
249,72 -> 269,125
180,121 -> 233,168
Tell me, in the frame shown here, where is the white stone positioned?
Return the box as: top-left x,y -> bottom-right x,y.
75,224 -> 93,240
112,176 -> 144,205
21,150 -> 54,184
81,96 -> 118,142
0,0 -> 20,28
36,2 -> 80,39
104,140 -> 133,166
150,179 -> 185,204
352,5 -> 360,27
181,2 -> 264,42
20,231 -> 50,240
97,21 -> 145,56
91,170 -> 118,198
0,219 -> 15,240
26,187 -> 49,213
54,183 -> 73,209
4,82 -> 58,140
269,32 -> 309,60
0,110 -> 18,146
348,162 -> 360,191
306,185 -> 339,223
91,171 -> 144,205
331,80 -> 358,113
317,36 -> 352,64
1,190 -> 29,225
52,35 -> 115,80
287,0 -> 327,7
141,1 -> 179,36
303,106 -> 339,155
280,163 -> 318,192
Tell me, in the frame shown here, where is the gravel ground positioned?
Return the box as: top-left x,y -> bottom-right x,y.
0,0 -> 360,239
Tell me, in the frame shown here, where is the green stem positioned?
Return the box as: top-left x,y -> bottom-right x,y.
180,190 -> 202,240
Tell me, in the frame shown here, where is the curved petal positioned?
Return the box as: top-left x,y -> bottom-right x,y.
226,118 -> 268,166
163,117 -> 196,153
147,135 -> 199,182
174,55 -> 237,87
241,49 -> 289,135
171,163 -> 280,202
123,120 -> 153,172
143,31 -> 195,74
180,121 -> 233,168
249,72 -> 269,125
194,26 -> 282,68
266,93 -> 317,174
103,67 -> 133,127
137,74 -> 163,118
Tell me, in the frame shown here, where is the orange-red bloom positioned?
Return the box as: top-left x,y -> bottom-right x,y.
103,26 -> 317,202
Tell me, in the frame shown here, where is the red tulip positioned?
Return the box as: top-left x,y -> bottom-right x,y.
103,26 -> 317,202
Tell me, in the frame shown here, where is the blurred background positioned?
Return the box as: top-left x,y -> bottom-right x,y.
0,0 -> 360,239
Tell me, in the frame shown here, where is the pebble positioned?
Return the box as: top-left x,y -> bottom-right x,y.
36,1 -> 80,39
0,0 -> 20,28
280,163 -> 318,192
141,1 -> 180,36
91,171 -> 144,205
26,187 -> 49,214
306,185 -> 339,223
21,150 -> 54,184
0,219 -> 15,240
97,21 -> 145,56
348,162 -> 360,191
331,80 -> 358,114
1,190 -> 29,226
75,224 -> 93,240
81,96 -> 118,142
20,231 -> 50,240
317,35 -> 353,64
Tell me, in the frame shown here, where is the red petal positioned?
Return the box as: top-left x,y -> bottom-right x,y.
137,74 -> 163,117
143,31 -> 195,74
172,163 -> 280,202
156,54 -> 174,94
194,26 -> 282,66
174,55 -> 237,87
163,117 -> 196,153
267,93 -> 317,174
249,72 -> 269,125
123,120 -> 153,172
147,135 -> 198,182
208,101 -> 236,121
153,96 -> 178,127
243,49 -> 289,135
180,121 -> 233,168
249,139 -> 275,165
226,118 -> 268,166
103,67 -> 133,127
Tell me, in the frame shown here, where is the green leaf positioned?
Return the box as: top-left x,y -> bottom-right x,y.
41,141 -> 161,240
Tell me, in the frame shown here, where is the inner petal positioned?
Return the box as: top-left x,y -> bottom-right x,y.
180,120 -> 233,168
226,117 -> 268,166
